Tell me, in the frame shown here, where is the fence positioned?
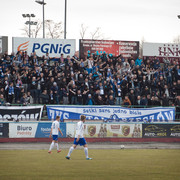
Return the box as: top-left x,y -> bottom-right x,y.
1,121 -> 180,139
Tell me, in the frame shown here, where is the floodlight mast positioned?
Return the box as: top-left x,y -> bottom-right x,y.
64,0 -> 67,39
35,0 -> 46,38
22,14 -> 37,38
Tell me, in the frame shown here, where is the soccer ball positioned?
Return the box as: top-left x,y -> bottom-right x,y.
120,145 -> 125,149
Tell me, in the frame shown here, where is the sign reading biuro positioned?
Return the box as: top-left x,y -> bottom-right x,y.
12,37 -> 76,57
46,105 -> 175,123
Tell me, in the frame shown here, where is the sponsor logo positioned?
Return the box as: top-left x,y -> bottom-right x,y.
144,133 -> 156,137
87,125 -> 96,136
159,44 -> 180,57
170,125 -> 180,137
122,125 -> 130,136
170,133 -> 180,137
41,127 -> 51,133
17,125 -> 32,131
144,125 -> 166,133
32,43 -> 71,54
16,125 -> 33,136
111,125 -> 120,130
170,125 -> 180,132
17,41 -> 29,51
144,125 -> 167,137
17,42 -> 72,55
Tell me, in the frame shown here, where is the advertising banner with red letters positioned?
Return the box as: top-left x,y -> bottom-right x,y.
143,42 -> 180,62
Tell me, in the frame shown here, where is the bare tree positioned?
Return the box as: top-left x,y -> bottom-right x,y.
21,26 -> 29,37
45,20 -> 63,39
80,23 -> 88,39
21,20 -> 41,38
173,35 -> 180,43
90,27 -> 104,40
21,20 -> 63,39
31,21 -> 42,38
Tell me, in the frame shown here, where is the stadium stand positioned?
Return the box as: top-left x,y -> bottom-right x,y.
0,51 -> 180,119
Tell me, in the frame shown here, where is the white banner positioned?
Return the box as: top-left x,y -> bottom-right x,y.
12,37 -> 76,57
47,105 -> 175,123
9,123 -> 38,138
143,42 -> 180,58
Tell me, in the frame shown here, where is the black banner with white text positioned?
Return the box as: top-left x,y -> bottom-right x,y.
0,106 -> 43,121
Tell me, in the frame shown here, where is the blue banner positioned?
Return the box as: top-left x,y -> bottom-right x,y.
46,105 -> 175,123
35,122 -> 66,138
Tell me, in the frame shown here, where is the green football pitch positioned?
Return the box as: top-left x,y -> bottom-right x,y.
0,149 -> 180,180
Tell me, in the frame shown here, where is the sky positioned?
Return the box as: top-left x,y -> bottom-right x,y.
1,0 -> 180,52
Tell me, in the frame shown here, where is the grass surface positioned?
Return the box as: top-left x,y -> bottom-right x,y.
0,149 -> 180,180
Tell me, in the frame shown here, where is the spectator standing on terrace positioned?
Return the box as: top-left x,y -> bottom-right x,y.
49,90 -> 55,104
115,84 -> 122,105
59,53 -> 64,64
0,94 -> 5,106
106,95 -> 115,105
96,95 -> 104,105
153,57 -> 160,70
62,87 -> 69,105
20,93 -> 27,105
128,89 -> 136,106
122,95 -> 131,107
135,56 -> 142,66
30,77 -> 38,104
51,82 -> 59,104
165,65 -> 173,86
87,54 -> 94,74
77,90 -> 83,105
26,91 -> 33,104
86,94 -> 95,105
7,82 -> 14,104
40,90 -> 49,104
15,75 -> 23,103
140,95 -> 148,106
69,83 -> 77,105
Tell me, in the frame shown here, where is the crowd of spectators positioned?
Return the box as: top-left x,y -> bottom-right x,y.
0,50 -> 180,116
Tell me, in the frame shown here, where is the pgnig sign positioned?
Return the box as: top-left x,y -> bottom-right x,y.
12,37 -> 76,57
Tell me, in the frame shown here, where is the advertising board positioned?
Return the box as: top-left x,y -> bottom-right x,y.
12,37 -> 76,57
66,123 -> 142,138
35,122 -> 66,138
0,36 -> 8,54
46,105 -> 175,123
9,123 -> 38,138
79,39 -> 139,59
0,123 -> 9,138
143,42 -> 180,62
142,124 -> 180,138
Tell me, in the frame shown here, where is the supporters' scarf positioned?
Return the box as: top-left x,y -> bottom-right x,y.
178,69 -> 180,76
8,86 -> 14,95
118,88 -> 121,97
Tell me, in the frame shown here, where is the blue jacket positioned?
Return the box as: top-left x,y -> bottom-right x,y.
135,58 -> 142,66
